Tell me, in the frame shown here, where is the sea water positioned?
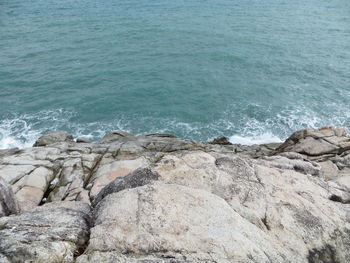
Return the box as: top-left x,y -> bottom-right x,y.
1,0 -> 349,148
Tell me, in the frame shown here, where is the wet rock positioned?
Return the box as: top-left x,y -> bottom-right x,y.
209,136 -> 232,145
33,131 -> 74,147
76,137 -> 91,143
145,133 -> 177,138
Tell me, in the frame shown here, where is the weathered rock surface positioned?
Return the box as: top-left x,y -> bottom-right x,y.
89,156 -> 150,200
79,182 -> 287,263
0,127 -> 350,262
275,126 -> 350,156
0,201 -> 91,263
33,131 -> 74,147
0,177 -> 18,217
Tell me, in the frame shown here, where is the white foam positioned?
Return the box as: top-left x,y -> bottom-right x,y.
0,119 -> 40,149
1,105 -> 350,149
229,132 -> 282,146
0,109 -> 73,149
0,109 -> 130,149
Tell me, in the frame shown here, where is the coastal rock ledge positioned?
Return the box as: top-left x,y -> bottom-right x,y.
1,126 -> 350,262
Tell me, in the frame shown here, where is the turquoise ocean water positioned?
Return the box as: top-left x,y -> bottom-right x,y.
1,0 -> 350,148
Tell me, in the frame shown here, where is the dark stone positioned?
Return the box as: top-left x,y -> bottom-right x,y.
329,194 -> 350,204
92,168 -> 160,206
145,134 -> 177,138
76,137 -> 91,143
215,157 -> 233,166
308,245 -> 337,263
209,137 -> 232,145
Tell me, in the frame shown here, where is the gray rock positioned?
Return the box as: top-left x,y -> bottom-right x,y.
154,151 -> 350,262
333,174 -> 350,190
319,160 -> 339,180
275,126 -> 350,156
0,201 -> 91,263
13,167 -> 55,212
259,155 -> 321,176
0,164 -> 36,184
82,182 -> 286,263
0,148 -> 21,158
1,129 -> 350,262
0,177 -> 19,217
100,131 -> 134,143
331,154 -> 350,170
33,131 -> 74,147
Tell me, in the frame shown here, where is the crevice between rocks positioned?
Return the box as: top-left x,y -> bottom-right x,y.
329,194 -> 350,204
83,149 -> 108,189
39,168 -> 62,206
261,212 -> 270,231
73,209 -> 93,261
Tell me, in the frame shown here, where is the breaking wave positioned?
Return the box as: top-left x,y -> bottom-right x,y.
1,106 -> 349,149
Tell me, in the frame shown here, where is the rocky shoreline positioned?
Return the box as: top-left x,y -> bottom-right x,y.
1,126 -> 350,262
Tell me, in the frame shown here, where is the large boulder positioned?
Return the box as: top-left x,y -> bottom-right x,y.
33,131 -> 74,147
275,126 -> 350,156
78,182 -> 286,263
0,177 -> 19,217
0,201 -> 91,263
153,151 -> 350,262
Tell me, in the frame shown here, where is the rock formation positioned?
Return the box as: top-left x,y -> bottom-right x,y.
0,126 -> 350,262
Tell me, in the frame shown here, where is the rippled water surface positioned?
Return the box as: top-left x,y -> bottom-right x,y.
1,0 -> 350,148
